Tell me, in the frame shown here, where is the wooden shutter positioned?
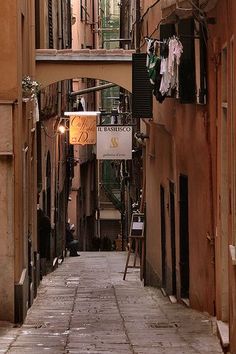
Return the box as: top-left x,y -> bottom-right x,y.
48,0 -> 53,49
198,24 -> 207,104
132,53 -> 153,119
178,18 -> 196,104
35,0 -> 40,49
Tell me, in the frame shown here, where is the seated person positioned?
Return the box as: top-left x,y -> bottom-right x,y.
66,223 -> 79,257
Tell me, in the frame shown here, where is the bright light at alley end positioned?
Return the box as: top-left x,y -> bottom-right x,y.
64,111 -> 100,145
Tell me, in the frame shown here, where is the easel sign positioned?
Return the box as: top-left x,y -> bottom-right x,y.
130,213 -> 144,238
123,212 -> 145,280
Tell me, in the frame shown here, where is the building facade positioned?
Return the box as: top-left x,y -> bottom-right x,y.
4,3 -> 236,354
0,0 -> 37,323
0,0 -> 72,323
35,0 -> 72,271
68,0 -> 99,251
130,0 -> 236,352
68,0 -> 130,251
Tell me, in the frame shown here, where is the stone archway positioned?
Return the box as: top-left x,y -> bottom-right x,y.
35,49 -> 133,92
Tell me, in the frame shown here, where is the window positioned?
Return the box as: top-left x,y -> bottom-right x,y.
48,0 -> 53,48
160,18 -> 207,104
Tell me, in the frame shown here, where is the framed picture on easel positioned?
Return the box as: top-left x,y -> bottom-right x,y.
123,213 -> 145,281
129,213 -> 145,238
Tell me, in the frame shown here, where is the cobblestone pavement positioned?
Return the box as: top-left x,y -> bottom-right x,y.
0,252 -> 223,354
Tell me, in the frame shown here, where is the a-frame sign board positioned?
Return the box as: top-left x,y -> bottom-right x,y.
123,213 -> 145,280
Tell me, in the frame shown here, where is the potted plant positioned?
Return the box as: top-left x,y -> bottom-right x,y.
22,75 -> 40,102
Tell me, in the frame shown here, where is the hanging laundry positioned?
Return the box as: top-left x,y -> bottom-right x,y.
153,59 -> 166,103
146,38 -> 166,103
168,36 -> 183,74
160,36 -> 183,97
159,40 -> 170,96
146,39 -> 158,85
145,36 -> 183,103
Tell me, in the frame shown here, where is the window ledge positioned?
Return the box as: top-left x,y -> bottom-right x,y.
229,245 -> 236,265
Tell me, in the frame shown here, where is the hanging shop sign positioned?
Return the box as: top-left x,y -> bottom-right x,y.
65,112 -> 100,145
96,125 -> 132,160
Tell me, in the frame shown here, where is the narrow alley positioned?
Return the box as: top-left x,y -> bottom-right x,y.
1,252 -> 223,354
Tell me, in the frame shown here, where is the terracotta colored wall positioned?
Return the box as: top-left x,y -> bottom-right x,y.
206,1 -> 236,352
0,3 -> 18,99
0,0 -> 37,321
143,0 -> 236,350
145,124 -> 174,289
142,1 -> 215,314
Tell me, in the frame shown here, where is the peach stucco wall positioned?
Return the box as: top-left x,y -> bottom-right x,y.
207,1 -> 236,352
143,0 -> 215,314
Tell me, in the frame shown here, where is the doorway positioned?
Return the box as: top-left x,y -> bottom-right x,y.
179,175 -> 189,299
169,182 -> 177,295
218,46 -> 229,322
160,185 -> 166,288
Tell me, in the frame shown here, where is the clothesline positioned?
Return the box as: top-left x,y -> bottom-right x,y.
144,36 -> 164,44
145,34 -> 199,42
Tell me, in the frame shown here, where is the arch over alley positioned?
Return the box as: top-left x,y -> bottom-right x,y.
35,49 -> 134,92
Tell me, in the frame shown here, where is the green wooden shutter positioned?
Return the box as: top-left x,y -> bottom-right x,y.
132,53 -> 153,118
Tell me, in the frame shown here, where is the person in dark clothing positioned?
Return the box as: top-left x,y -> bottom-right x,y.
66,223 -> 79,257
37,208 -> 51,260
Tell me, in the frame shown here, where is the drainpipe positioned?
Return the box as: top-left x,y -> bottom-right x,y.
120,0 -> 125,49
55,0 -> 63,258
57,0 -> 63,116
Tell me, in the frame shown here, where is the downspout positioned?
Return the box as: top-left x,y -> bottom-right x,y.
92,2 -> 96,108
119,0 -> 125,49
55,0 -> 63,260
57,0 -> 63,116
208,44 -> 220,315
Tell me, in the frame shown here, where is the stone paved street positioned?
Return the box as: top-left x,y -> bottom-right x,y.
1,252 -> 223,353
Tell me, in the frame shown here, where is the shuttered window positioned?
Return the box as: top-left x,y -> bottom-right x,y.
132,53 -> 153,119
160,19 -> 207,104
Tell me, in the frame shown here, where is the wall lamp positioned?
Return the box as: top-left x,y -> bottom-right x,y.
58,124 -> 67,134
57,117 -> 69,134
134,132 -> 149,140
